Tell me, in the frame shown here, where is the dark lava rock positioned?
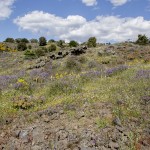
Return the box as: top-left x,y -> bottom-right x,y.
50,54 -> 55,60
71,46 -> 86,56
58,52 -> 63,55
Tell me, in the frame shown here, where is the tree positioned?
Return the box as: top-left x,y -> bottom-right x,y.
48,39 -> 55,43
57,40 -> 65,48
69,40 -> 79,47
5,38 -> 15,43
15,38 -> 22,43
87,37 -> 97,47
136,34 -> 149,45
39,37 -> 47,46
30,39 -> 38,43
17,42 -> 27,51
21,38 -> 29,43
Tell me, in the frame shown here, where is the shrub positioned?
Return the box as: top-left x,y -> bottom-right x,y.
69,40 -> 79,47
77,56 -> 87,63
28,45 -> 32,49
136,34 -> 149,45
12,96 -> 34,110
34,48 -> 45,57
39,36 -> 47,46
48,78 -> 81,96
48,44 -> 57,52
12,96 -> 45,110
0,43 -> 7,51
127,54 -> 135,60
143,55 -> 150,63
88,60 -> 97,68
87,37 -> 97,47
24,50 -> 36,59
17,42 -> 27,51
66,57 -> 81,71
5,38 -> 15,43
13,78 -> 32,94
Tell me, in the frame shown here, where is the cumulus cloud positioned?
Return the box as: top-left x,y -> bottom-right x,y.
81,0 -> 97,6
14,11 -> 150,43
0,0 -> 15,20
108,0 -> 129,6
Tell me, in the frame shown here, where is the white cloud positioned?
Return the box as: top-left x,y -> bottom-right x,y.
108,0 -> 129,6
82,0 -> 97,6
0,0 -> 15,20
14,11 -> 150,43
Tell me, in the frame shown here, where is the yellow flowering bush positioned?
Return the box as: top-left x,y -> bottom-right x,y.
14,78 -> 32,94
0,43 -> 17,52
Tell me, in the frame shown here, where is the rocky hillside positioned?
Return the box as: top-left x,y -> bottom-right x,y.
0,42 -> 150,150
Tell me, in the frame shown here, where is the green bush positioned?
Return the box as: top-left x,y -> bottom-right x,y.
87,37 -> 97,47
66,57 -> 81,71
48,44 -> 57,52
69,40 -> 79,47
28,45 -> 32,49
24,50 -> 36,59
17,42 -> 27,51
34,48 -> 45,57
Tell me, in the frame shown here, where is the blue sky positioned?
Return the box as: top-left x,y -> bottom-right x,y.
0,0 -> 150,42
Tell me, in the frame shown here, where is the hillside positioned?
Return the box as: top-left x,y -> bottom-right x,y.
0,42 -> 150,150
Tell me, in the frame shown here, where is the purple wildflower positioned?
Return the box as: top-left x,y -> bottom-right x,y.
135,70 -> 150,79
106,65 -> 128,77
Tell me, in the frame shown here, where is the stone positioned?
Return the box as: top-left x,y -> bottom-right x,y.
42,115 -> 50,123
31,145 -> 42,150
0,137 -> 6,145
12,130 -> 20,138
19,130 -> 29,143
76,111 -> 85,119
58,52 -> 62,55
32,127 -> 45,145
113,117 -> 122,126
56,130 -> 69,140
108,141 -> 119,149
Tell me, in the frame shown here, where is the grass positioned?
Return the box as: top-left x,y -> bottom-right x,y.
95,117 -> 111,128
0,63 -> 149,119
0,44 -> 150,127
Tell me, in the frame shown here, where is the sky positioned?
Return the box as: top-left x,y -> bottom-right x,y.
0,0 -> 150,43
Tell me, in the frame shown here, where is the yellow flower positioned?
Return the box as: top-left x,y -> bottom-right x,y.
18,79 -> 25,83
